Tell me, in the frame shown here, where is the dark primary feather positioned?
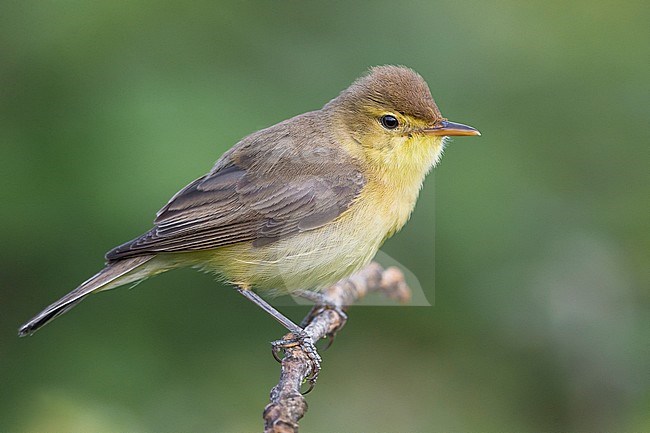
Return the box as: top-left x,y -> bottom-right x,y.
106,112 -> 366,261
19,255 -> 153,336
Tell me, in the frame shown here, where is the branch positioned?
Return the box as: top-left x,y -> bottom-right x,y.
262,262 -> 411,433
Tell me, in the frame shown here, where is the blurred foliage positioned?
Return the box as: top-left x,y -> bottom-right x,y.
1,1 -> 648,432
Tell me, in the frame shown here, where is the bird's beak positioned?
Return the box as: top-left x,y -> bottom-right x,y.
424,120 -> 481,136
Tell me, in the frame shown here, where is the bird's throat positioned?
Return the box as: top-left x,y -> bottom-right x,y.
364,135 -> 444,237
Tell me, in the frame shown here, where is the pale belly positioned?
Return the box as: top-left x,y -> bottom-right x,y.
200,204 -> 390,294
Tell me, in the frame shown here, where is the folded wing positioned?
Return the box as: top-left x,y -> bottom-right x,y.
106,119 -> 365,260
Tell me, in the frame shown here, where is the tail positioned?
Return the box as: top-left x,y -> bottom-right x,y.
18,255 -> 155,337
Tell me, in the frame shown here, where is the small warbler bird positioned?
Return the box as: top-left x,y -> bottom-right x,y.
19,65 -> 479,339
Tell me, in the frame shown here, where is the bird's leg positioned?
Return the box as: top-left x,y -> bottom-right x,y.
236,287 -> 321,386
237,287 -> 303,334
293,289 -> 330,306
294,289 -> 348,350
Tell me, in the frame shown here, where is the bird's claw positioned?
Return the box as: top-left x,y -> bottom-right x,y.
271,331 -> 322,393
300,304 -> 348,351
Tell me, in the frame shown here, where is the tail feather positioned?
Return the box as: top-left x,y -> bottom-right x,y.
18,255 -> 154,337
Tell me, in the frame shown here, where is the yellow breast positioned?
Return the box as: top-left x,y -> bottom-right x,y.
361,134 -> 445,237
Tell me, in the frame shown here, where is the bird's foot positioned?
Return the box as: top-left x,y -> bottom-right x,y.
271,330 -> 322,394
296,290 -> 349,350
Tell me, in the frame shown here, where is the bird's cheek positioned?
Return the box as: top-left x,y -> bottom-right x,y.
419,134 -> 444,148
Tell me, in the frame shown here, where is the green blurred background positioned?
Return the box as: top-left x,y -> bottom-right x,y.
1,1 -> 648,432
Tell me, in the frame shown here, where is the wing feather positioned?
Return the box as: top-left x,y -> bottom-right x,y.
105,113 -> 365,261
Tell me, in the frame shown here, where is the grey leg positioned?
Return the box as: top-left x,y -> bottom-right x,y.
293,289 -> 330,305
236,287 -> 303,334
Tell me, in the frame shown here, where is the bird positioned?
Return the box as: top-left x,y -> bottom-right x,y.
19,65 -> 479,347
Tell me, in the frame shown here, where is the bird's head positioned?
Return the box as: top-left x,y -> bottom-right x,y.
324,65 -> 479,169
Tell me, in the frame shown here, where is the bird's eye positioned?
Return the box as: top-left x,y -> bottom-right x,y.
380,114 -> 399,130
